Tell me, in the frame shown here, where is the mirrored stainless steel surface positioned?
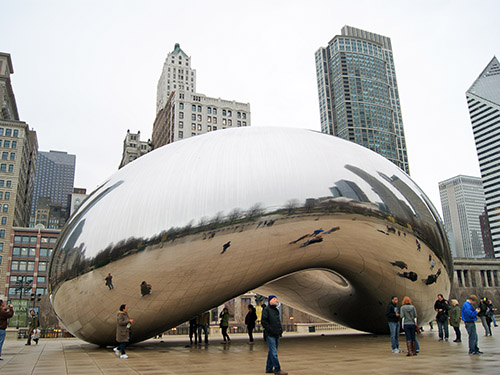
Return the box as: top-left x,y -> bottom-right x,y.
49,127 -> 452,345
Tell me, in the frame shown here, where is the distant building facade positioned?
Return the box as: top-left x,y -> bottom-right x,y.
315,26 -> 409,174
0,53 -> 38,294
4,227 -> 58,325
467,56 -> 500,258
479,208 -> 494,258
67,187 -> 87,219
31,150 -> 75,219
439,175 -> 486,258
118,130 -> 151,169
152,44 -> 251,149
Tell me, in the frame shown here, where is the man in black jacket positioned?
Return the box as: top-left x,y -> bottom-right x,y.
434,294 -> 449,341
386,296 -> 402,353
261,295 -> 287,375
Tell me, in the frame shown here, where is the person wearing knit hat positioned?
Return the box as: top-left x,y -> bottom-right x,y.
261,295 -> 287,375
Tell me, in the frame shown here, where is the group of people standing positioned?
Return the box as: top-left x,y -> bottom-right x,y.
387,293 -> 496,357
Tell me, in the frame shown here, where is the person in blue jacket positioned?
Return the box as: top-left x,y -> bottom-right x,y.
461,295 -> 482,355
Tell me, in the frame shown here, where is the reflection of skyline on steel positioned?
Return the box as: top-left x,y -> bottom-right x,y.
49,127 -> 452,345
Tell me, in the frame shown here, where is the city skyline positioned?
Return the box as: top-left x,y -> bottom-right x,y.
2,1 -> 500,215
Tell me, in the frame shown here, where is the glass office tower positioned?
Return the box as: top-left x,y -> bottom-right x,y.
315,26 -> 409,174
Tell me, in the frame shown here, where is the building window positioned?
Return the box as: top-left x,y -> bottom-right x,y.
197,114 -> 202,122
179,112 -> 184,119
0,180 -> 3,187
8,165 -> 13,172
207,107 -> 212,114
242,113 -> 246,119
191,114 -> 196,121
237,112 -> 241,118
197,105 -> 202,112
1,216 -> 5,225
207,125 -> 211,131
14,235 -> 21,243
0,230 -> 4,238
11,260 -> 19,271
36,288 -> 46,296
2,204 -> 7,213
2,152 -> 8,160
237,121 -> 241,126
178,131 -> 183,139
27,261 -> 35,271
228,120 -> 232,126
9,153 -> 14,160
37,276 -> 46,284
13,129 -> 18,137
179,121 -> 183,129
5,129 -> 11,137
0,243 -> 3,251
213,117 -> 217,124
228,110 -> 232,117
6,180 -> 11,187
192,104 -> 196,111
19,261 -> 27,271
29,248 -> 36,257
3,141 -> 9,148
222,119 -> 227,126
0,165 -> 6,172
11,141 -> 16,149
38,262 -> 47,272
39,248 -> 48,258
191,123 -> 196,131
213,126 -> 217,131
243,121 -> 247,126
179,103 -> 184,109
197,124 -> 202,131
222,109 -> 226,116
213,108 -> 217,115
207,116 -> 212,124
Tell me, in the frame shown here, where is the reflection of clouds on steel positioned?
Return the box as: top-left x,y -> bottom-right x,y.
49,127 -> 452,346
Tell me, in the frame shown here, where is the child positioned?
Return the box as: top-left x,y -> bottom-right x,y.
32,328 -> 40,344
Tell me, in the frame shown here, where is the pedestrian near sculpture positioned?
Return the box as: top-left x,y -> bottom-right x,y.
261,295 -> 288,375
434,294 -> 450,341
245,304 -> 258,344
400,296 -> 418,356
219,307 -> 231,343
197,311 -> 210,344
461,295 -> 482,355
386,296 -> 403,353
449,299 -> 461,342
105,273 -> 114,290
0,299 -> 14,361
478,297 -> 492,336
114,304 -> 134,359
25,309 -> 39,345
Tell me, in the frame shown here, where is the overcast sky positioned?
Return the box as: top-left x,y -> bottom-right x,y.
3,0 -> 499,215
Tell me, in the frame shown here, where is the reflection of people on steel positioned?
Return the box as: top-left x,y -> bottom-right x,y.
422,268 -> 441,285
324,226 -> 340,234
105,273 -> 114,290
221,241 -> 231,254
390,261 -> 408,269
311,228 -> 324,237
140,281 -> 152,296
300,236 -> 323,248
398,271 -> 418,282
416,239 -> 421,251
289,234 -> 309,244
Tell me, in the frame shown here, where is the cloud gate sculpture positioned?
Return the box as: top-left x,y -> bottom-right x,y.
49,127 -> 452,345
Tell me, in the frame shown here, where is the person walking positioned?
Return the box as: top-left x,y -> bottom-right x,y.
461,295 -> 482,355
114,304 -> 133,359
478,297 -> 491,336
401,296 -> 418,356
25,309 -> 39,345
188,317 -> 198,346
105,273 -> 114,290
449,299 -> 461,342
245,304 -> 258,344
0,299 -> 14,361
261,295 -> 288,375
219,307 -> 231,343
434,294 -> 450,341
386,296 -> 403,353
197,311 -> 210,344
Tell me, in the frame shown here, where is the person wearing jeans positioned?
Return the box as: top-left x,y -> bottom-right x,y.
461,295 -> 481,355
0,300 -> 14,361
262,295 -> 288,375
434,294 -> 450,341
386,296 -> 402,353
197,311 -> 210,344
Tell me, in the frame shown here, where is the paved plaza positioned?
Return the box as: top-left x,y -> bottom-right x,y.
1,326 -> 499,374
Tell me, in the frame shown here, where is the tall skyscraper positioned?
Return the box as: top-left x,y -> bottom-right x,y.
315,26 -> 409,174
152,44 -> 250,149
31,150 -> 75,217
439,175 -> 486,258
467,56 -> 500,258
0,52 -> 38,292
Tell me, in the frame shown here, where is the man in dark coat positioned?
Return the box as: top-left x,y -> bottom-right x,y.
261,295 -> 287,375
434,294 -> 449,341
386,296 -> 402,353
